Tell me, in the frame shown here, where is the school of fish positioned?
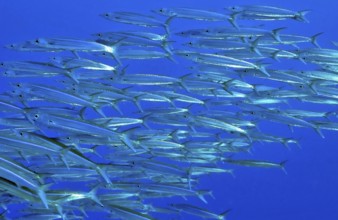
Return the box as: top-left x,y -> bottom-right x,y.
0,5 -> 337,220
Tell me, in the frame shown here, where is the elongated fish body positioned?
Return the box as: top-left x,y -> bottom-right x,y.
105,73 -> 180,86
224,158 -> 287,170
256,33 -> 322,47
176,51 -> 269,75
0,61 -> 69,75
118,49 -> 171,60
101,12 -> 173,34
95,31 -> 167,42
1,70 -> 60,78
176,27 -> 283,41
102,12 -> 165,27
25,111 -> 118,137
154,7 -> 228,21
50,57 -> 117,71
228,5 -> 310,22
170,203 -> 230,220
29,38 -> 116,55
186,38 -> 253,51
13,83 -> 101,109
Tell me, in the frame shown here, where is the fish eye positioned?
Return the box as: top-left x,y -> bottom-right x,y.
0,63 -> 4,66
16,84 -> 21,87
35,39 -> 39,44
102,52 -> 107,56
159,9 -> 163,12
19,132 -> 23,136
98,33 -> 102,37
299,85 -> 304,88
232,7 -> 236,10
19,94 -> 23,98
105,13 -> 109,17
34,114 -> 39,118
188,42 -> 192,45
250,111 -> 254,115
205,30 -> 209,33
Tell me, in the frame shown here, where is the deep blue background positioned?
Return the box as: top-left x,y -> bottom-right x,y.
1,1 -> 338,219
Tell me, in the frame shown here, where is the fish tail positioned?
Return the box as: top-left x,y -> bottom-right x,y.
111,99 -> 123,115
228,12 -> 240,29
314,125 -> 325,139
257,64 -> 270,77
179,73 -> 192,91
250,37 -> 262,56
93,105 -> 106,118
296,10 -> 311,23
65,70 -> 80,84
164,15 -> 176,35
162,39 -> 174,55
324,110 -> 337,119
139,113 -> 151,129
60,153 -> 70,169
279,160 -> 288,174
166,53 -> 177,63
133,95 -> 144,112
311,32 -> 323,48
197,192 -> 208,204
110,37 -> 125,65
87,183 -> 104,207
271,50 -> 281,61
71,50 -> 80,58
120,134 -> 136,152
37,184 -> 52,209
271,27 -> 286,43
96,165 -> 112,185
91,145 -> 101,157
222,79 -> 235,95
218,209 -> 231,220
170,129 -> 181,142
308,81 -> 319,95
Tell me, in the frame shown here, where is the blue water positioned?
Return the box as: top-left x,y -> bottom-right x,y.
1,1 -> 338,219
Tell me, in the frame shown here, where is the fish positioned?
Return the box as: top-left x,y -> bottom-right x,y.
227,5 -> 310,25
101,11 -> 174,34
153,7 -> 229,21
224,157 -> 287,172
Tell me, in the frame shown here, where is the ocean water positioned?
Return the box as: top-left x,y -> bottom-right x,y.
0,1 -> 338,220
